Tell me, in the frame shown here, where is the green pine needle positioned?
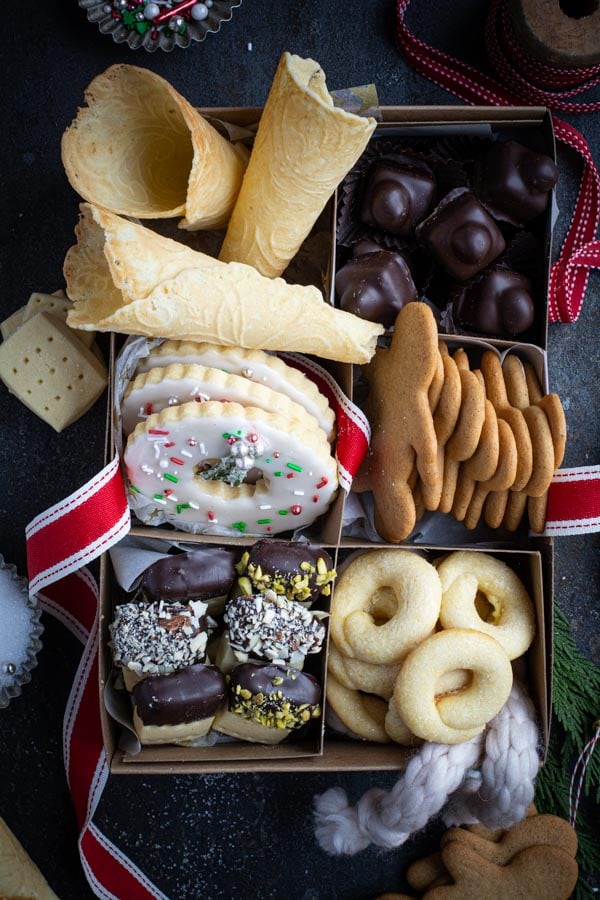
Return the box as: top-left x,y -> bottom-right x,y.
535,606 -> 600,891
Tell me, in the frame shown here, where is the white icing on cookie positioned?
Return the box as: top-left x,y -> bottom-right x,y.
124,400 -> 338,536
135,341 -> 335,441
122,363 -> 328,440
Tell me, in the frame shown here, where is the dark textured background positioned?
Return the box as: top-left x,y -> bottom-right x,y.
1,1 -> 599,897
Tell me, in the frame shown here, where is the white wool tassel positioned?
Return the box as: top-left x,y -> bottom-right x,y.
313,682 -> 540,856
314,735 -> 483,855
443,680 -> 540,829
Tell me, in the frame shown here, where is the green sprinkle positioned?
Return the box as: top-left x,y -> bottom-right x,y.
164,473 -> 179,483
257,518 -> 272,525
265,458 -> 271,464
286,462 -> 303,472
222,432 -> 231,439
153,493 -> 163,501
232,521 -> 247,532
278,510 -> 288,516
274,471 -> 283,477
236,430 -> 242,436
177,503 -> 191,514
129,485 -> 141,493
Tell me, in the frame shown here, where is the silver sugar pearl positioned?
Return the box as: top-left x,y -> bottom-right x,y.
169,14 -> 184,28
191,2 -> 209,19
114,0 -> 127,9
167,396 -> 179,406
241,367 -> 253,379
144,2 -> 160,17
103,4 -> 113,12
2,662 -> 16,675
205,0 -> 213,6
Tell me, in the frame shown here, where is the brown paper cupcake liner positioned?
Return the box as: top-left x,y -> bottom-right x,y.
336,140 -> 448,250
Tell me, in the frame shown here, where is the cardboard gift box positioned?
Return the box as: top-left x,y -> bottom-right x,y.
99,106 -> 556,774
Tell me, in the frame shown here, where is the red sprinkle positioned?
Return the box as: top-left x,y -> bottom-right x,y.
164,489 -> 173,497
248,433 -> 258,443
316,477 -> 328,489
165,442 -> 175,448
208,511 -> 215,521
286,473 -> 295,479
291,505 -> 302,515
312,495 -> 319,503
148,429 -> 169,435
145,403 -> 153,416
170,457 -> 184,466
227,437 -> 236,445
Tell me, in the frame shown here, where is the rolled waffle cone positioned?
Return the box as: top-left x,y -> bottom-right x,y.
61,65 -> 248,230
219,52 -> 377,278
64,204 -> 383,364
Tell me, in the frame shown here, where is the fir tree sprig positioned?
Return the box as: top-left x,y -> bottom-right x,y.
535,606 -> 600,898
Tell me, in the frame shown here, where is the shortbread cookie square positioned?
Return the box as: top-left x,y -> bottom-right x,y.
0,312 -> 108,431
22,291 -> 95,347
0,306 -> 26,340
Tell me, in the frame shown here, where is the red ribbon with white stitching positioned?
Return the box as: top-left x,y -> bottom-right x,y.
395,0 -> 600,324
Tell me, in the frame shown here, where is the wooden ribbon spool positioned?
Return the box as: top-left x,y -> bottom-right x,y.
509,0 -> 600,67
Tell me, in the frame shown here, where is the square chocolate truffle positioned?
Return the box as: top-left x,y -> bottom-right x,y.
335,246 -> 418,327
359,154 -> 436,237
452,267 -> 535,338
416,189 -> 506,282
476,141 -> 557,225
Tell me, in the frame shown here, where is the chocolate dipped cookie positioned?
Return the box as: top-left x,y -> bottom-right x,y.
110,598 -> 213,690
139,547 -> 237,615
213,662 -> 322,744
234,539 -> 336,606
131,663 -> 226,746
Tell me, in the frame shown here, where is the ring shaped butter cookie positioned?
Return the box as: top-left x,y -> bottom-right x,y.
330,549 -> 442,665
125,400 -> 338,536
436,551 -> 535,659
122,362 -> 328,439
135,340 -> 336,441
394,629 -> 513,744
327,641 -> 400,700
326,671 -> 390,743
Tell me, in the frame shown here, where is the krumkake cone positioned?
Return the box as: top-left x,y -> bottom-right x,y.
219,52 -> 377,278
64,204 -> 383,364
0,817 -> 59,899
61,65 -> 248,230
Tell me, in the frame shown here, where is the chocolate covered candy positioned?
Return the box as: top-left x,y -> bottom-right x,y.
360,154 -> 436,236
476,141 -> 557,225
335,247 -> 418,327
417,189 -> 506,282
139,548 -> 237,615
213,662 -> 322,744
132,663 -> 226,745
453,268 -> 535,338
235,539 -> 336,605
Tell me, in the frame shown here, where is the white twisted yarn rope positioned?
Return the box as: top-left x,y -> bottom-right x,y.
313,681 -> 539,856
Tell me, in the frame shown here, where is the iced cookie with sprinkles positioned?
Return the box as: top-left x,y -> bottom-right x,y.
135,341 -> 336,442
216,589 -> 327,672
109,598 -> 213,690
124,400 -> 338,535
121,362 -> 329,440
234,538 -> 336,605
213,662 -> 322,744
